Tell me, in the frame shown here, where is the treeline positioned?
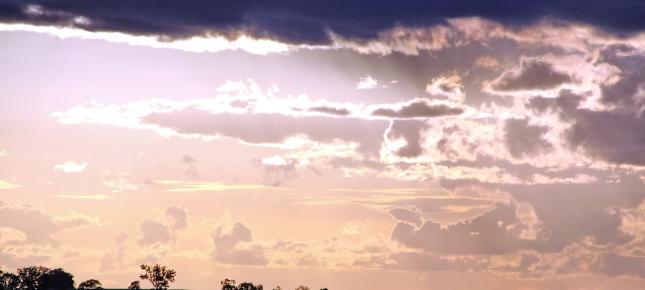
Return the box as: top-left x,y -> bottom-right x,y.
0,265 -> 327,290
220,279 -> 328,290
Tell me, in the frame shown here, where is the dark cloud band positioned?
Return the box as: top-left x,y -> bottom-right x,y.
1,0 -> 645,45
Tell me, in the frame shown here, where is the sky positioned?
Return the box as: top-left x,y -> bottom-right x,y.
1,1 -> 645,290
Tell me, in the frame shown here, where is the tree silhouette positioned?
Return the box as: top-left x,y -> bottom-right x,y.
237,282 -> 263,290
38,268 -> 75,290
78,279 -> 103,289
139,264 -> 176,290
220,279 -> 236,290
127,281 -> 141,290
294,286 -> 310,290
0,269 -> 20,290
16,266 -> 50,290
271,287 -> 282,290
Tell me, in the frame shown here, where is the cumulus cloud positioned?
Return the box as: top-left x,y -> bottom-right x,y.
528,88 -> 645,166
0,201 -> 95,244
384,120 -> 427,158
53,161 -> 87,173
165,206 -> 187,230
504,118 -> 552,158
139,206 -> 189,245
489,58 -> 572,92
212,223 -> 268,265
391,202 -> 532,255
597,44 -> 645,111
372,99 -> 463,119
139,220 -> 171,245
388,207 -> 424,227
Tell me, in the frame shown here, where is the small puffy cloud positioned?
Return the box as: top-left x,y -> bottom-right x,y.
212,222 -> 268,265
356,76 -> 378,90
489,58 -> 572,92
53,161 -> 87,173
102,171 -> 139,192
139,219 -> 171,245
372,99 -> 463,119
139,205 -> 189,245
0,150 -> 6,158
165,206 -> 187,230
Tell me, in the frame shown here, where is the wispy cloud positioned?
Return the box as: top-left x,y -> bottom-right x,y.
156,180 -> 269,192
0,180 -> 20,190
54,194 -> 109,200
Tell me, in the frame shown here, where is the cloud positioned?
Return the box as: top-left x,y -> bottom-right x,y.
139,219 -> 171,245
391,202 -> 532,255
0,180 -> 20,190
388,207 -> 423,227
212,222 -> 268,265
53,194 -> 109,200
53,161 -> 87,173
372,99 -> 463,119
0,201 -> 95,244
384,120 -> 427,158
528,88 -> 645,166
143,110 -> 388,154
597,44 -> 645,111
596,253 -> 645,278
1,1 -> 644,47
489,58 -> 572,92
254,156 -> 301,186
425,74 -> 465,103
139,206 -> 188,245
356,76 -> 379,90
156,180 -> 267,192
100,233 -> 127,271
165,206 -> 187,230
504,118 -> 552,158
181,155 -> 198,177
308,106 -> 351,116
